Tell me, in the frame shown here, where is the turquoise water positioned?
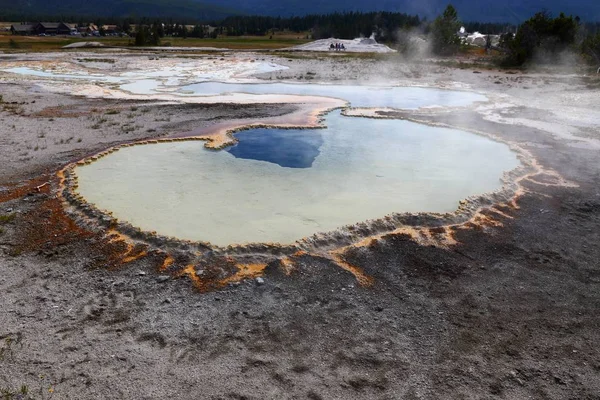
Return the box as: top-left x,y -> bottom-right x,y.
75,111 -> 519,246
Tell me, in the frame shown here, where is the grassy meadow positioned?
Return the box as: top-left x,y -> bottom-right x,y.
0,29 -> 311,52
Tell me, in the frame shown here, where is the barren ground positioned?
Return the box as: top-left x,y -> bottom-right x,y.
0,51 -> 599,399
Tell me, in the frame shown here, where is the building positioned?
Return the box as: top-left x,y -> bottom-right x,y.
205,25 -> 218,35
34,22 -> 73,35
78,24 -> 99,36
10,24 -> 35,35
63,23 -> 78,35
101,25 -> 119,35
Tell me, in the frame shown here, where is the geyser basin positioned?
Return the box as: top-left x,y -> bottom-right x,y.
74,111 -> 520,246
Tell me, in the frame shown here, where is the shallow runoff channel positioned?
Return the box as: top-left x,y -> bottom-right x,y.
75,110 -> 520,246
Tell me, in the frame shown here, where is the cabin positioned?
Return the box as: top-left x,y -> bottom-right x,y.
63,23 -> 78,35
78,24 -> 99,36
34,22 -> 73,35
10,24 -> 35,35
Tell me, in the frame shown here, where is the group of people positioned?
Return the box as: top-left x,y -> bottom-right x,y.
329,42 -> 346,51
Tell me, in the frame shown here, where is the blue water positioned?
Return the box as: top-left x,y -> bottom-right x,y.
178,82 -> 487,109
227,128 -> 324,168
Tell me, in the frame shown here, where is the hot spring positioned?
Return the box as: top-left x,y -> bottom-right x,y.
74,110 -> 520,246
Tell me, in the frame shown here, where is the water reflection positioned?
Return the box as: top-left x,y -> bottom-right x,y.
227,128 -> 324,168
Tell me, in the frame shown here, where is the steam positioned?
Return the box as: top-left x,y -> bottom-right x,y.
394,27 -> 432,59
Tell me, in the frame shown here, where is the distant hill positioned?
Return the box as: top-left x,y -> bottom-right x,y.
0,0 -> 239,22
202,0 -> 600,22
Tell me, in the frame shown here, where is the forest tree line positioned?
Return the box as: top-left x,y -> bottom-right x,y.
219,12 -> 422,41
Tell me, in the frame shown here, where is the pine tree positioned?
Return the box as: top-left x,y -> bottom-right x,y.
431,4 -> 462,55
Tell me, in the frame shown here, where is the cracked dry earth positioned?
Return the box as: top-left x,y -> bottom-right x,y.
1,54 -> 600,399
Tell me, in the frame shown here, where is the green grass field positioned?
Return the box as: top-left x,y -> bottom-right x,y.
0,32 -> 311,52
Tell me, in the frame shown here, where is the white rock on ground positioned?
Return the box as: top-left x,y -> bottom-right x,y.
288,36 -> 396,53
63,42 -> 107,49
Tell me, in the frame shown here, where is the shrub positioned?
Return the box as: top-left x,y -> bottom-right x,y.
581,32 -> 600,65
0,214 -> 16,224
502,12 -> 578,66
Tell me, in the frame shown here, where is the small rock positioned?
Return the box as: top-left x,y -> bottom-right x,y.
156,275 -> 170,283
255,277 -> 265,285
137,270 -> 146,276
553,376 -> 566,385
